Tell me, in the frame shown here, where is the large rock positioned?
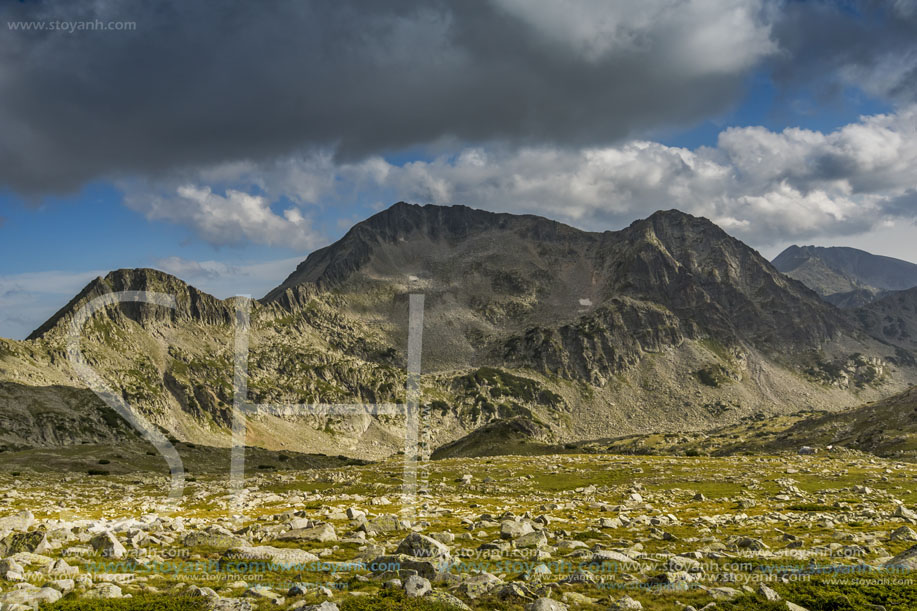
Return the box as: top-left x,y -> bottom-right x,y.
395,533 -> 450,559
0,557 -> 24,581
890,526 -> 917,542
278,523 -> 337,543
0,511 -> 34,533
501,520 -> 535,540
884,544 -> 917,571
85,583 -> 123,599
0,586 -> 62,606
369,553 -> 445,580
47,578 -> 76,594
527,598 -> 567,611
208,598 -> 254,611
0,531 -> 49,556
894,505 -> 917,523
90,531 -> 126,559
290,603 -> 340,611
591,550 -> 636,566
515,530 -> 548,549
425,592 -> 472,610
758,584 -> 781,601
454,572 -> 502,599
403,574 -> 431,598
609,596 -> 643,610
360,515 -> 403,536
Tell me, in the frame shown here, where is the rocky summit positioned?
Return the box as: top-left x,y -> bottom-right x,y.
1,203 -> 915,457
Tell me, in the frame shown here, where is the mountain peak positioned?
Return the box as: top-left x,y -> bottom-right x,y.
772,244 -> 917,305
28,268 -> 230,340
263,202 -> 586,300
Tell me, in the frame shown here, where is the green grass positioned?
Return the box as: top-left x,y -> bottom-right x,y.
43,594 -> 208,611
338,590 -> 468,610
787,503 -> 843,512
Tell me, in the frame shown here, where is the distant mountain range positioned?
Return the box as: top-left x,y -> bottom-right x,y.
772,245 -> 917,308
1,203 -> 915,458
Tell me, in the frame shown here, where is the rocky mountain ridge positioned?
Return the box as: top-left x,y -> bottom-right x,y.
1,203 -> 914,457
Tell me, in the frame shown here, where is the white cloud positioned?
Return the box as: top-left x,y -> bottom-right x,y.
346,106 -> 917,244
123,183 -> 322,249
117,106 -> 917,250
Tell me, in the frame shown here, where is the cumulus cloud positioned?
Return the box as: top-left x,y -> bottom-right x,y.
0,0 -> 778,193
134,107 -> 916,247
366,108 -> 917,243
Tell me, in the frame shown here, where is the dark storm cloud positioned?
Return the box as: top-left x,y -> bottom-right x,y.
0,0 -> 775,194
769,0 -> 917,103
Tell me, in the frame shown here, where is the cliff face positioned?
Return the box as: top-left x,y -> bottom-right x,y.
1,203 -> 914,456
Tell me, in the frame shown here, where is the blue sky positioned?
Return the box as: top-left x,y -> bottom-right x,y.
2,1 -> 917,339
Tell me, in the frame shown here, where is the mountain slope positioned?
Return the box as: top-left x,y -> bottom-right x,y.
753,385 -> 917,461
773,245 -> 917,307
269,204 -> 852,377
562,386 -> 917,462
855,286 -> 917,353
1,203 -> 914,457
